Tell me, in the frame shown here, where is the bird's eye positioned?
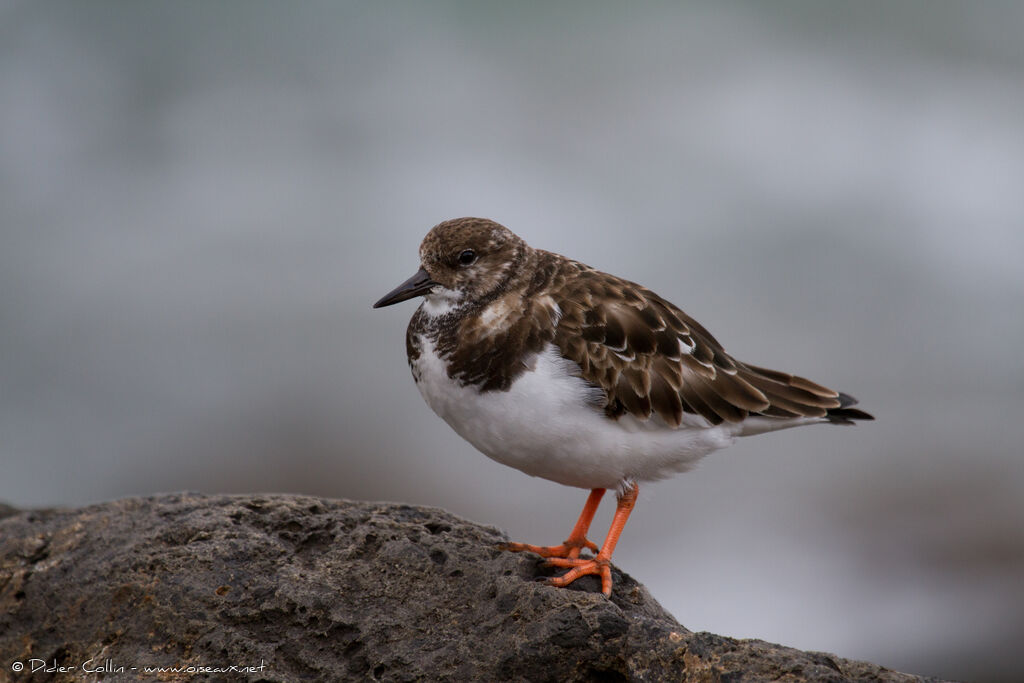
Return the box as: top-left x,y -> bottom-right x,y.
458,249 -> 477,265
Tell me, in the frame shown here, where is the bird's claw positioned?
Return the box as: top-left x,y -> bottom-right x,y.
500,537 -> 598,560
545,557 -> 613,597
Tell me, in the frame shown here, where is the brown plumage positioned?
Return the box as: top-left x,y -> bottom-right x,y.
374,216 -> 873,597
550,266 -> 871,427
390,217 -> 873,429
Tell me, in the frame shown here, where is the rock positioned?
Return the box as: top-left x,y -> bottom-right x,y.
0,493 -> 950,682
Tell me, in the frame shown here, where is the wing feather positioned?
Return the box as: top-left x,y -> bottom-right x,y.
550,265 -> 866,426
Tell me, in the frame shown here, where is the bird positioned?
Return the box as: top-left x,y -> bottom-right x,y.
373,217 -> 873,597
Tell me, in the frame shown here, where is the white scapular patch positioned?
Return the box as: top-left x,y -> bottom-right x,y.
410,338 -> 742,490
477,298 -> 511,327
477,294 -> 561,334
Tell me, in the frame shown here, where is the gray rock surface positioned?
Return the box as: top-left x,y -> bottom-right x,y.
0,493 -> 951,682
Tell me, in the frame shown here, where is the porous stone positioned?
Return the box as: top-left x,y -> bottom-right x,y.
0,493 -> 951,682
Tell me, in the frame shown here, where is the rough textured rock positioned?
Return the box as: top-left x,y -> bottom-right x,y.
0,493 -> 950,682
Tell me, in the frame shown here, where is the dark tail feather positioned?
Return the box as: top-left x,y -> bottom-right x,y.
827,392 -> 875,425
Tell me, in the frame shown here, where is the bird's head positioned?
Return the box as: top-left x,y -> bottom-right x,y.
373,217 -> 527,310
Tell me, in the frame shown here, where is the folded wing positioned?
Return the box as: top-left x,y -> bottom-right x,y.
551,267 -> 870,427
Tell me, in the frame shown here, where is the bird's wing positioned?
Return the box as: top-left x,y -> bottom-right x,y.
551,268 -> 845,426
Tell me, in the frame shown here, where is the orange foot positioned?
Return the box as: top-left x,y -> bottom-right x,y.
502,484 -> 639,598
500,536 -> 598,560
501,488 -> 604,560
545,556 -> 613,595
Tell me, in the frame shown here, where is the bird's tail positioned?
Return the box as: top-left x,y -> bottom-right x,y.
826,392 -> 875,425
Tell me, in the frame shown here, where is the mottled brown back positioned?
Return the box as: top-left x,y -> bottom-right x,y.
546,256 -> 865,426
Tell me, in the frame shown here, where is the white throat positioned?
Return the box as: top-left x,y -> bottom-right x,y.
421,287 -> 465,318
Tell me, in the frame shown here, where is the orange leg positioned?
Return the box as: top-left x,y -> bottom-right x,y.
545,483 -> 638,597
502,488 -> 604,560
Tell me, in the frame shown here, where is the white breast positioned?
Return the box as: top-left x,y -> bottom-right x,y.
411,337 -> 739,490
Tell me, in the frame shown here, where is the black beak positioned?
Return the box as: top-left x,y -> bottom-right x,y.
373,267 -> 437,308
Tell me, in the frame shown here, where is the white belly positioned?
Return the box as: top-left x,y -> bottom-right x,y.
411,338 -> 739,490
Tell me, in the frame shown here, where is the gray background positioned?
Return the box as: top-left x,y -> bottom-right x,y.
3,2 -> 1023,681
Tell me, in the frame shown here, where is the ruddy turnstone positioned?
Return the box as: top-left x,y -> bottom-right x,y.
374,217 -> 873,597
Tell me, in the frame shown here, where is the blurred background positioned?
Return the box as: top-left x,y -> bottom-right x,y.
2,1 -> 1022,680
